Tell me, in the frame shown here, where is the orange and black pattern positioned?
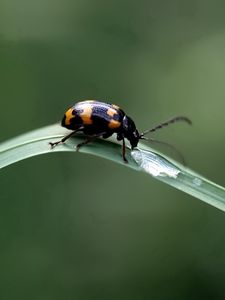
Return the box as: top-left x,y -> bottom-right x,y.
62,100 -> 125,134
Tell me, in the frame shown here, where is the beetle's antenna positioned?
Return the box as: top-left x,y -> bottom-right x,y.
139,136 -> 186,165
140,116 -> 192,137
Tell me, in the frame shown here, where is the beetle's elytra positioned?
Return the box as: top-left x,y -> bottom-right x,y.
50,100 -> 191,162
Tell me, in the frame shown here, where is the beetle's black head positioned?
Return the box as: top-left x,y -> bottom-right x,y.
122,115 -> 140,149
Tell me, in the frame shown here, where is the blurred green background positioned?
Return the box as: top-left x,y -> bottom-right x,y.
1,0 -> 225,299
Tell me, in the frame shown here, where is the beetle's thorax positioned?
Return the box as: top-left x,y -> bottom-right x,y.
121,115 -> 139,149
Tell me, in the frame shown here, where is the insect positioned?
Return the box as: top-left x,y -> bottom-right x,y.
50,100 -> 191,162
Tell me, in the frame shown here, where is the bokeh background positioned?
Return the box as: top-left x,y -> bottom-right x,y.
1,0 -> 225,299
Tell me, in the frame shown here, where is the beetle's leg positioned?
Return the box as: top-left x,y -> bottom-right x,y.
76,133 -> 106,151
122,138 -> 128,163
49,128 -> 81,148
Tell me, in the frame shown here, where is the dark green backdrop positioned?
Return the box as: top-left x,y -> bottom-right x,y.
1,0 -> 225,299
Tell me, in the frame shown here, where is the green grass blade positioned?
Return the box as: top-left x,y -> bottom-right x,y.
0,124 -> 139,170
1,124 -> 225,212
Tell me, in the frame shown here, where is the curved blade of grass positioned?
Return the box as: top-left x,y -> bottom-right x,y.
0,124 -> 225,212
0,124 -> 139,170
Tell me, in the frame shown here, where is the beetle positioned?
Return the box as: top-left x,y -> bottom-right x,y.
50,100 -> 191,162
